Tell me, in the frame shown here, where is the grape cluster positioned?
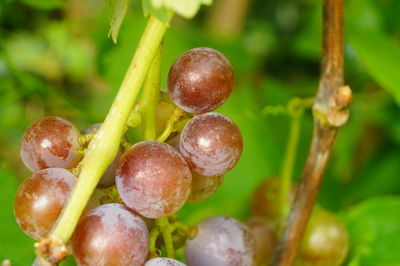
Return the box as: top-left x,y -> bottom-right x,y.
14,47 -> 253,265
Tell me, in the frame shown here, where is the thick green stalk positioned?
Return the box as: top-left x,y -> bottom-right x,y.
139,43 -> 163,140
49,15 -> 168,243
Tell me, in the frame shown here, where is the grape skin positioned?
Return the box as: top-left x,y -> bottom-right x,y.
168,47 -> 234,114
21,117 -> 82,172
144,258 -> 186,266
14,168 -> 76,239
246,217 -> 277,265
116,141 -> 192,218
188,172 -> 223,204
295,208 -> 349,266
180,113 -> 243,176
251,177 -> 298,224
71,203 -> 149,266
185,216 -> 256,266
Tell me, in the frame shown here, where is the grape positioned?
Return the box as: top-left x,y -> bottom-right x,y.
185,216 -> 256,266
81,123 -> 102,134
14,168 -> 76,239
116,141 -> 192,218
188,172 -> 223,204
21,117 -> 82,172
144,258 -> 186,266
71,203 -> 149,266
251,177 -> 298,224
295,208 -> 349,266
180,113 -> 243,176
168,47 -> 234,114
246,217 -> 277,265
156,101 -> 175,135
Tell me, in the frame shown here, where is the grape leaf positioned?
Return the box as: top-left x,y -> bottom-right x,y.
343,196 -> 400,265
348,29 -> 400,106
143,0 -> 212,22
108,0 -> 131,44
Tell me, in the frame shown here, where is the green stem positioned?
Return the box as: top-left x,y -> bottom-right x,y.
48,15 -> 168,244
156,217 -> 175,258
148,227 -> 160,254
279,97 -> 313,226
279,114 -> 301,223
156,107 -> 185,142
139,42 -> 163,141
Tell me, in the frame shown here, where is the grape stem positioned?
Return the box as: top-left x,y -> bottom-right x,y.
35,15 -> 169,264
278,97 -> 313,229
157,107 -> 186,142
156,217 -> 175,258
148,227 -> 160,256
272,0 -> 351,265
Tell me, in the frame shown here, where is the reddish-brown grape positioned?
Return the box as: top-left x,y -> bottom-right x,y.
295,208 -> 349,266
71,203 -> 149,266
116,141 -> 192,218
21,117 -> 82,172
180,113 -> 243,176
246,217 -> 277,265
14,168 -> 76,239
188,172 -> 224,204
185,216 -> 256,266
168,47 -> 234,114
144,258 -> 186,266
251,177 -> 298,223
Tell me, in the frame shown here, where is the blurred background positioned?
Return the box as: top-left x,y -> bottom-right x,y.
1,0 -> 400,265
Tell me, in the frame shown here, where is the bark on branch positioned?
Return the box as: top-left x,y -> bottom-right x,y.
271,0 -> 351,265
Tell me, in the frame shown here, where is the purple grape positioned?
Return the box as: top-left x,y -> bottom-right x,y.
21,117 -> 82,172
185,216 -> 256,266
71,203 -> 149,266
168,47 -> 234,114
144,258 -> 186,266
116,141 -> 192,218
180,113 -> 243,176
14,168 -> 76,239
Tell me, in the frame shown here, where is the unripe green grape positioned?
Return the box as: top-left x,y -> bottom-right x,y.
295,208 -> 349,266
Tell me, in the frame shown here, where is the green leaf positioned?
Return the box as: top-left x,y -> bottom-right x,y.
343,196 -> 400,265
108,0 -> 131,44
143,0 -> 211,21
348,29 -> 400,106
19,0 -> 65,10
142,0 -> 173,23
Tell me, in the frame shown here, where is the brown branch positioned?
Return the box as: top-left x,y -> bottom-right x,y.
271,0 -> 351,265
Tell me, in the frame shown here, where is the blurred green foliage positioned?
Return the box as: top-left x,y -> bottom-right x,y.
0,0 -> 399,265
